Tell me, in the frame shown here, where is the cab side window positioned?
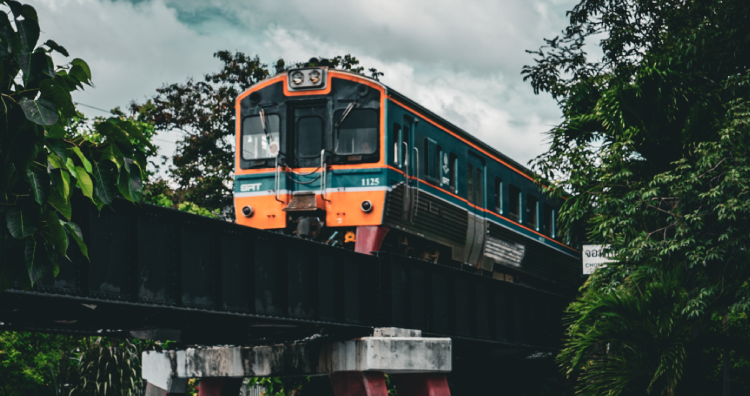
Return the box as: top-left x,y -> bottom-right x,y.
392,123 -> 401,167
527,195 -> 539,230
494,177 -> 502,214
544,203 -> 555,237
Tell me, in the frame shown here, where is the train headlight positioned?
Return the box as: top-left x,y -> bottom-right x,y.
309,70 -> 321,84
361,200 -> 373,213
291,71 -> 304,85
287,68 -> 327,91
242,206 -> 254,217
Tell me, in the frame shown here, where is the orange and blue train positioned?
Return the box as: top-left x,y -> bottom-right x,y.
234,67 -> 580,289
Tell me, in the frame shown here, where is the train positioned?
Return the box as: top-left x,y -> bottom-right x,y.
233,66 -> 581,290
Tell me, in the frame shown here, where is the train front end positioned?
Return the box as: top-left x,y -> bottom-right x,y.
234,68 -> 388,252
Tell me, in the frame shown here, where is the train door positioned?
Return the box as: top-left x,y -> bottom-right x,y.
464,153 -> 487,266
401,117 -> 418,222
290,102 -> 328,170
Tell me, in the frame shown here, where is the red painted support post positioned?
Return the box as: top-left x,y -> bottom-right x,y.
197,378 -> 244,396
392,374 -> 451,396
329,371 -> 389,396
354,226 -> 390,255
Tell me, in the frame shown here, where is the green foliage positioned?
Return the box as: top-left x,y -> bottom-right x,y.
524,0 -> 750,393
0,331 -> 167,396
0,0 -> 152,291
133,52 -> 380,218
0,331 -> 76,395
247,376 -> 310,396
177,201 -> 220,219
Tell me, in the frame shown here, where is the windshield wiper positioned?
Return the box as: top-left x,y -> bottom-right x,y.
335,101 -> 357,128
259,108 -> 270,140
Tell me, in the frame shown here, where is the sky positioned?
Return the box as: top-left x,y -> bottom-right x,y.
32,0 -> 579,167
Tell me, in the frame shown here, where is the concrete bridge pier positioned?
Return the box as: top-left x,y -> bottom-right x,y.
142,328 -> 451,396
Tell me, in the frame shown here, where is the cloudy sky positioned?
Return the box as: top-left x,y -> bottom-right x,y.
33,0 -> 578,167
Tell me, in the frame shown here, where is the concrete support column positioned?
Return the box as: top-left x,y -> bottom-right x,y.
143,350 -> 188,396
197,378 -> 244,396
392,374 -> 451,396
141,328 -> 450,396
330,372 -> 389,396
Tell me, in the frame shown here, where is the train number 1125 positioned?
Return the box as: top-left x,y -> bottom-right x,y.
361,177 -> 380,186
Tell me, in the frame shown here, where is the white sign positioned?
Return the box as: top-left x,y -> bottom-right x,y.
582,244 -> 616,275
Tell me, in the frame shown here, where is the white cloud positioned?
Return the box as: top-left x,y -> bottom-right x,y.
30,0 -> 577,165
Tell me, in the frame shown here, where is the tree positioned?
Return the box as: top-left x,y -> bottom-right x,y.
0,0 -> 152,291
523,0 -> 750,393
134,52 -> 383,218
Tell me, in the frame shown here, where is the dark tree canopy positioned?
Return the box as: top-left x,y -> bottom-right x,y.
524,0 -> 750,393
135,52 -> 382,217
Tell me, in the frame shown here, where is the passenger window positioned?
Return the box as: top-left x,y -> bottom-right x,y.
449,153 -> 457,192
494,177 -> 502,214
392,123 -> 401,167
424,139 -> 429,178
402,125 -> 409,167
527,195 -> 538,230
475,168 -> 483,206
508,185 -> 521,222
424,138 -> 438,182
467,163 -> 474,202
333,109 -> 378,155
242,114 -> 280,160
544,203 -> 555,237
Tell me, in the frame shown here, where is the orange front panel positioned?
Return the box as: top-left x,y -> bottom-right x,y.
234,195 -> 288,229
324,190 -> 386,227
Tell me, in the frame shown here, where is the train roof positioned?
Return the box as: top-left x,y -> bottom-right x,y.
323,69 -> 539,180
243,69 -> 543,182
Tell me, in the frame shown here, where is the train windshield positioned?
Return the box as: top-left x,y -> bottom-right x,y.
334,109 -> 378,155
242,115 -> 280,160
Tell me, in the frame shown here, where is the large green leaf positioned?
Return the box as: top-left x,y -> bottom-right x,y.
72,165 -> 93,198
6,1 -> 22,18
24,237 -> 47,284
0,162 -> 15,193
48,168 -> 72,219
98,145 -> 121,170
10,126 -> 39,171
43,39 -> 68,57
119,120 -> 155,150
0,11 -> 15,44
40,78 -> 75,117
46,138 -> 68,163
6,205 -> 40,238
68,146 -> 92,174
50,168 -> 71,201
69,58 -> 92,86
45,124 -> 66,138
26,165 -> 49,205
97,121 -> 132,150
64,221 -> 88,260
117,162 -> 142,202
47,153 -> 64,169
18,49 -> 49,86
20,97 -> 58,126
47,188 -> 71,220
41,209 -> 67,256
20,4 -> 37,21
92,160 -> 116,205
15,15 -> 39,51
